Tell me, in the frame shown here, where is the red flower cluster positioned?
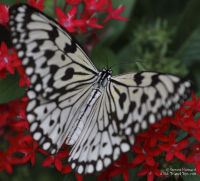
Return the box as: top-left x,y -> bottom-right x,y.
56,0 -> 128,33
0,1 -> 199,181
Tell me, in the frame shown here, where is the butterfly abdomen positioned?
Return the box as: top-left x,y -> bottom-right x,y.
66,89 -> 102,145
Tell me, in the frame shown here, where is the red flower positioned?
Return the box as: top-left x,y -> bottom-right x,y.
19,141 -> 38,165
132,139 -> 162,166
103,1 -> 129,24
62,164 -> 72,173
171,108 -> 193,131
84,0 -> 108,12
97,164 -> 116,181
0,42 -> 21,74
187,118 -> 200,141
184,92 -> 200,116
0,4 -> 9,24
12,109 -> 29,131
139,124 -> 169,147
65,0 -> 82,6
110,153 -> 135,181
56,6 -> 85,32
76,174 -> 83,181
0,148 -> 20,173
18,67 -> 30,87
158,132 -> 189,161
186,143 -> 200,174
27,0 -> 45,11
8,133 -> 32,152
0,68 -> 6,78
137,162 -> 162,181
42,149 -> 70,171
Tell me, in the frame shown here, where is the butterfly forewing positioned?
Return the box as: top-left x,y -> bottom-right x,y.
108,72 -> 192,135
9,4 -> 98,154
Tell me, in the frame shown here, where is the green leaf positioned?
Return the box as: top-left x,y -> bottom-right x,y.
63,172 -> 76,181
170,0 -> 200,54
0,73 -> 26,104
176,130 -> 188,142
136,62 -> 146,71
101,0 -> 137,46
179,27 -> 200,66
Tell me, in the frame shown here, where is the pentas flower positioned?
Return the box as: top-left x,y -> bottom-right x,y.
19,141 -> 39,165
0,68 -> 6,78
171,108 -> 193,131
97,164 -> 116,181
42,149 -> 70,171
84,0 -> 108,12
137,162 -> 162,181
158,132 -> 189,162
56,6 -> 85,32
12,109 -> 29,131
0,148 -> 20,173
139,124 -> 169,147
187,118 -> 200,141
132,138 -> 162,166
102,1 -> 129,24
186,143 -> 200,174
8,133 -> 32,152
66,0 -> 83,6
0,42 -> 21,74
17,67 -> 30,87
27,0 -> 45,11
76,174 -> 83,181
110,153 -> 135,181
184,92 -> 200,115
0,4 -> 9,24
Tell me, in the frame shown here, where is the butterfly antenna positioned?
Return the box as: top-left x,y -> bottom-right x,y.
109,61 -> 148,68
92,30 -> 109,68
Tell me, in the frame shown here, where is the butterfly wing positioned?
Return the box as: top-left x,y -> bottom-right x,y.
9,4 -> 98,154
68,92 -> 135,174
108,72 -> 192,135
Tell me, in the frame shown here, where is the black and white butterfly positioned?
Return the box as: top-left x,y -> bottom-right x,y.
9,4 -> 192,174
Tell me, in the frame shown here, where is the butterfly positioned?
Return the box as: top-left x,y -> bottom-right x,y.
9,3 -> 192,174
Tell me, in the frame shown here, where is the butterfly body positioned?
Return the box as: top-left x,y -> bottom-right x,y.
9,4 -> 192,174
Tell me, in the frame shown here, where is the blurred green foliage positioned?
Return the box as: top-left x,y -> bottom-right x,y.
0,0 -> 200,181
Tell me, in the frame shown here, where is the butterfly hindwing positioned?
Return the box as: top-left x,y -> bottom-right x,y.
108,72 -> 192,135
9,4 -> 98,154
68,92 -> 134,174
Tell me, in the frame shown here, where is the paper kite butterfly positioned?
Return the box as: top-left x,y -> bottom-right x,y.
9,3 -> 192,174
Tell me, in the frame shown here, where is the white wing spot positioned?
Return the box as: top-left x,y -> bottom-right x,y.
27,114 -> 35,123
18,51 -> 24,58
27,90 -> 36,99
121,143 -> 130,152
12,38 -> 18,44
149,114 -> 156,124
26,67 -> 34,75
33,132 -> 42,140
35,84 -> 42,92
141,120 -> 147,129
96,160 -> 103,171
30,122 -> 38,132
87,164 -> 94,173
71,163 -> 76,169
78,165 -> 84,174
43,142 -> 51,150
134,123 -> 140,133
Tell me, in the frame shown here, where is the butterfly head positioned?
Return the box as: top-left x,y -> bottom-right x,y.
102,67 -> 112,75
